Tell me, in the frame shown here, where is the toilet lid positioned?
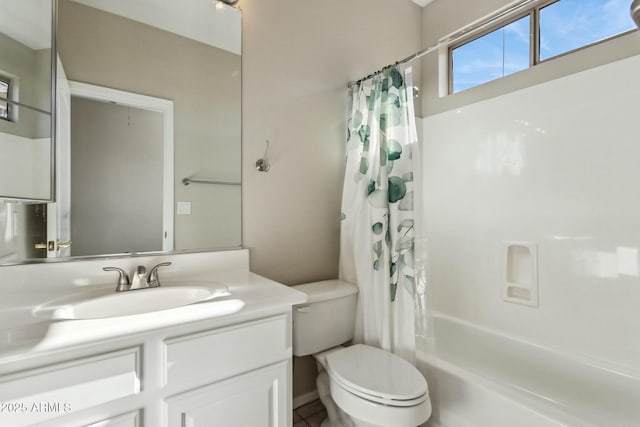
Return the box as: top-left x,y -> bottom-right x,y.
326,344 -> 428,405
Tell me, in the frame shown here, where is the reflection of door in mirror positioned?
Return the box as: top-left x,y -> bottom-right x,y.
66,82 -> 174,256
46,58 -> 72,258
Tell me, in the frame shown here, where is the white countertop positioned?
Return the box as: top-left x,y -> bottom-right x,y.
0,270 -> 307,364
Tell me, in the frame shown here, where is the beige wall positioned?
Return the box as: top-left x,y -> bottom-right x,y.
240,0 -> 422,399
33,49 -> 52,136
58,0 -> 242,251
241,0 -> 422,284
420,0 -> 640,117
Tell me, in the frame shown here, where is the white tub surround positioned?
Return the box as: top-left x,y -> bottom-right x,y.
0,249 -> 307,427
420,53 -> 640,426
420,315 -> 640,427
421,53 -> 640,370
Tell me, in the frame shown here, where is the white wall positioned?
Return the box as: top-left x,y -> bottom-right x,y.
421,53 -> 640,372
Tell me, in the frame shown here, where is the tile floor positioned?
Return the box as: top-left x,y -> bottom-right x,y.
293,399 -> 327,427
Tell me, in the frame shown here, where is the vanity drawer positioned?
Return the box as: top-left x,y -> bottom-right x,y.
164,315 -> 289,389
166,361 -> 288,427
0,347 -> 141,426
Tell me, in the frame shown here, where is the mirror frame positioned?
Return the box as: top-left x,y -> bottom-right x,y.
50,0 -> 57,204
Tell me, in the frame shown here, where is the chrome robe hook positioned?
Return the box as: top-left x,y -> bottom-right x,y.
256,140 -> 271,172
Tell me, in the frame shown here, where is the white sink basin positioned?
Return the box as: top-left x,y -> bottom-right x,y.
34,283 -> 231,320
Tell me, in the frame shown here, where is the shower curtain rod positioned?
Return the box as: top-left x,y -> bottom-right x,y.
347,0 -> 544,88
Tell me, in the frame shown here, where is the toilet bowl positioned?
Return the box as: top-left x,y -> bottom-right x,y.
318,344 -> 430,427
292,280 -> 431,427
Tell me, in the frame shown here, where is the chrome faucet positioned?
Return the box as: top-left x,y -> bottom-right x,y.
130,265 -> 149,290
103,262 -> 172,292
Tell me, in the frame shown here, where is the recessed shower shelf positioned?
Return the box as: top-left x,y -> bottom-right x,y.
503,241 -> 538,307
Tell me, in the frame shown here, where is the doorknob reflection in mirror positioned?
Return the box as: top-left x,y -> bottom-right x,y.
35,241 -> 72,251
57,241 -> 72,249
35,242 -> 52,250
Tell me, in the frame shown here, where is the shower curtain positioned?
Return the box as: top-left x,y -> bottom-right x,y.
340,66 -> 421,362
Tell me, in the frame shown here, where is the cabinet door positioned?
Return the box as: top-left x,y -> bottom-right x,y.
166,362 -> 289,427
84,410 -> 141,427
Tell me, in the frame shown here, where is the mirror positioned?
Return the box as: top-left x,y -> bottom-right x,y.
0,0 -> 242,264
0,0 -> 54,201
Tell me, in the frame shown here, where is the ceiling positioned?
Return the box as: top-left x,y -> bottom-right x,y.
1,0 -> 428,53
0,0 -> 51,50
71,0 -> 242,54
411,0 -> 434,6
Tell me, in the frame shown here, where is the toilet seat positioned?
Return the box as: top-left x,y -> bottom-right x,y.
325,344 -> 428,407
330,373 -> 427,407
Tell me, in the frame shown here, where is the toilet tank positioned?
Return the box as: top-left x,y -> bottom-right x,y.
291,280 -> 358,357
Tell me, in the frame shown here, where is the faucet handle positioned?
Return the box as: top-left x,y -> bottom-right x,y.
103,267 -> 130,292
148,262 -> 172,287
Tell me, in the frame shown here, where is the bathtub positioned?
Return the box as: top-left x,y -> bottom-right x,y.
416,314 -> 640,427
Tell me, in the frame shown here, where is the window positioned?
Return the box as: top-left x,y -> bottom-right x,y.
539,0 -> 637,61
451,15 -> 530,93
450,0 -> 637,93
0,79 -> 9,120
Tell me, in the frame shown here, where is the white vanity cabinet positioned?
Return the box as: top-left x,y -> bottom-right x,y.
0,313 -> 294,427
163,314 -> 291,427
166,362 -> 288,426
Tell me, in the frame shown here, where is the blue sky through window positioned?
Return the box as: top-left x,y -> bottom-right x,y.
451,0 -> 636,93
540,0 -> 636,60
452,15 -> 530,93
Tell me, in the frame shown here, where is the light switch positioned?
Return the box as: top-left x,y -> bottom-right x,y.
177,201 -> 192,215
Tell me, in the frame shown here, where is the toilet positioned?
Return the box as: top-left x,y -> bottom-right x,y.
292,280 -> 431,427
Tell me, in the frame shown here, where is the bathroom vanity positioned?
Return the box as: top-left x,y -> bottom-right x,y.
0,249 -> 306,427
0,3 -> 291,425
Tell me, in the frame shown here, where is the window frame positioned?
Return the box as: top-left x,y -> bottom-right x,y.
0,76 -> 10,121
448,0 -> 638,94
448,10 -> 535,95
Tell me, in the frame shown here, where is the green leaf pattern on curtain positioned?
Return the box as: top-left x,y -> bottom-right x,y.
343,67 -> 415,302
